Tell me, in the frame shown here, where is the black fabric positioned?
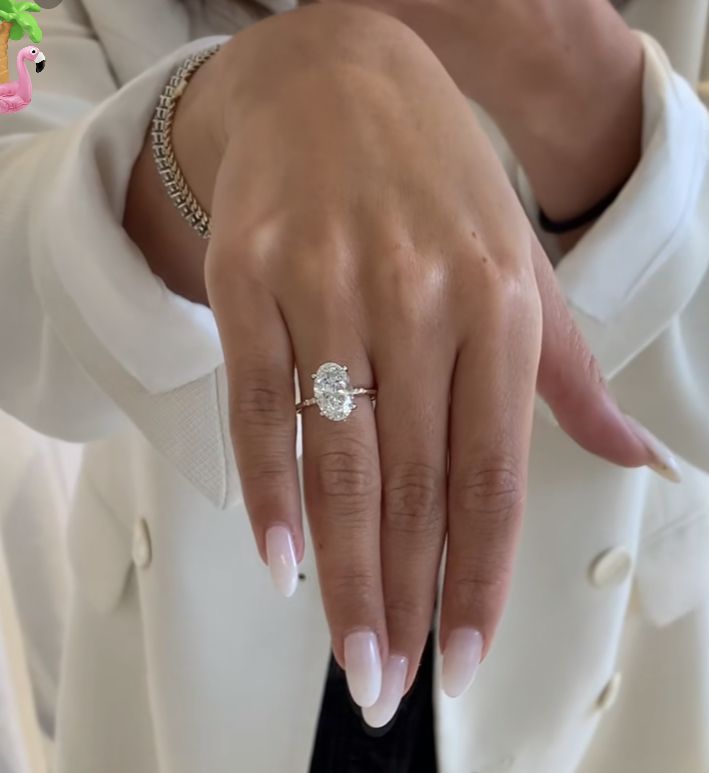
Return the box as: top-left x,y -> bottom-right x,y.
538,182 -> 624,234
308,629 -> 438,773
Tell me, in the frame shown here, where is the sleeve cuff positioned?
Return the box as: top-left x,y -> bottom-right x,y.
516,30 -> 709,382
34,35 -> 229,396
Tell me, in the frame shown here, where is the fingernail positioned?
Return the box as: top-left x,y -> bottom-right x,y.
265,525 -> 298,598
441,628 -> 483,698
344,630 -> 382,708
623,414 -> 682,483
362,654 -> 408,728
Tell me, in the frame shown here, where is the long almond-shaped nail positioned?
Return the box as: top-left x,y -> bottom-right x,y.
265,525 -> 298,598
362,654 -> 408,728
344,630 -> 382,708
623,414 -> 682,483
441,628 -> 483,698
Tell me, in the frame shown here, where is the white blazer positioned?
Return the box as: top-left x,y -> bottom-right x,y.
1,1 -> 709,772
0,410 -> 80,773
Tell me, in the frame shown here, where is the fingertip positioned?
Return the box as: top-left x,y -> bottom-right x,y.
622,413 -> 683,483
344,630 -> 383,708
265,524 -> 300,597
440,627 -> 483,698
361,654 -> 408,728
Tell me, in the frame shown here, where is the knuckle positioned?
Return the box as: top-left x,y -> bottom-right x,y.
298,248 -> 352,295
582,343 -> 606,390
547,327 -> 606,406
451,566 -> 511,607
328,569 -> 379,604
455,571 -> 504,596
457,245 -> 507,286
373,249 -> 445,326
316,444 -> 379,506
385,594 -> 430,628
239,452 -> 291,488
383,462 -> 444,536
381,247 -> 434,287
453,460 -> 524,520
489,272 -> 537,316
460,264 -> 536,322
232,368 -> 291,428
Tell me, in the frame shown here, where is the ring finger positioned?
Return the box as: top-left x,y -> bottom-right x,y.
294,324 -> 388,709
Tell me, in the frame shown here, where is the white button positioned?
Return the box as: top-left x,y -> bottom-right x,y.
588,547 -> 633,588
132,518 -> 152,569
596,672 -> 622,711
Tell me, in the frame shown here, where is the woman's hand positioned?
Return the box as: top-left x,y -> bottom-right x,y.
125,2 -> 671,726
312,0 -> 645,244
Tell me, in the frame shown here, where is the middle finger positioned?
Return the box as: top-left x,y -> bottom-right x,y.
362,311 -> 453,727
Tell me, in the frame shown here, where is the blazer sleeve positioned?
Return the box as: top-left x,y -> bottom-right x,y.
519,31 -> 709,476
0,1 -> 227,443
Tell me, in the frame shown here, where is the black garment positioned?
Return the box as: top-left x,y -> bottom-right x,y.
308,629 -> 438,773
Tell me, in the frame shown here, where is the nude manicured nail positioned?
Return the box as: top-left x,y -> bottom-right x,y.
623,414 -> 682,483
362,654 -> 408,728
344,630 -> 382,708
265,525 -> 298,598
441,628 -> 483,698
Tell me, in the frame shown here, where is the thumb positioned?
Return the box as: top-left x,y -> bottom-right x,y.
531,236 -> 681,483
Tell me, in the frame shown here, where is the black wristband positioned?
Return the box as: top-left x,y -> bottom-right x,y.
538,183 -> 625,234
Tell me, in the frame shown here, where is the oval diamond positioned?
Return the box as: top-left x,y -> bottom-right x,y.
312,362 -> 354,421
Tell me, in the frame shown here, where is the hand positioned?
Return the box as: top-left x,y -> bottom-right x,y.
125,2 -> 669,725
311,0 -> 645,244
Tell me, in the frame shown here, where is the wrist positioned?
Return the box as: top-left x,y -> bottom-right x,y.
463,0 -> 632,117
466,0 -> 644,231
124,48 -> 225,307
124,4 -> 436,307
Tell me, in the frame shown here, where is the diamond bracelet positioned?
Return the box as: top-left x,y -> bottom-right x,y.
151,44 -> 222,240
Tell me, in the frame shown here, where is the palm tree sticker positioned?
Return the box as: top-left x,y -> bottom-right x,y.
0,1 -> 46,113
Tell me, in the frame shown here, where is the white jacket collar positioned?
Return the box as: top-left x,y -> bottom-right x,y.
81,0 -> 191,85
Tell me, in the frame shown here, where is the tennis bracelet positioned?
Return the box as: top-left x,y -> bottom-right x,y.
151,44 -> 222,240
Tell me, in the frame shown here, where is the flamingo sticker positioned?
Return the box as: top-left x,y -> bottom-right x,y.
0,45 -> 45,113
0,0 -> 46,114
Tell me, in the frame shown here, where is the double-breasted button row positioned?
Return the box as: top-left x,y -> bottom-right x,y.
588,547 -> 630,713
468,673 -> 622,770
588,546 -> 633,588
132,518 -> 152,569
596,672 -> 623,711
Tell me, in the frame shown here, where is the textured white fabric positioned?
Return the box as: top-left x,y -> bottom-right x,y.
0,410 -> 81,773
0,1 -> 708,772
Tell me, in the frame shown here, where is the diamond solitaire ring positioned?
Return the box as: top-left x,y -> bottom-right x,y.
296,362 -> 377,422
